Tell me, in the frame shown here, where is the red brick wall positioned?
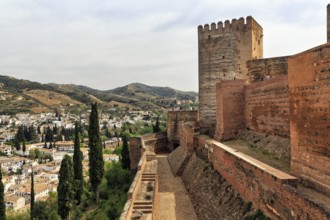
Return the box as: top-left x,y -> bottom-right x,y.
247,56 -> 289,83
245,75 -> 290,137
179,123 -> 195,153
129,137 -> 143,170
211,142 -> 329,220
289,44 -> 330,194
167,111 -> 198,149
215,80 -> 246,141
143,132 -> 167,153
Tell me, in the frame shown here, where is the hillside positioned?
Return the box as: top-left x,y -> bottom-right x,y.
0,75 -> 198,114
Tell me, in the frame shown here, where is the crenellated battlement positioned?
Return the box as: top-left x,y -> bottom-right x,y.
198,16 -> 262,35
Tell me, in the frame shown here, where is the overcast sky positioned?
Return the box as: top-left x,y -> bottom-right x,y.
0,0 -> 327,92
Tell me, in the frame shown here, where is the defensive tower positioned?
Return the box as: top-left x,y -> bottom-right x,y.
198,16 -> 263,136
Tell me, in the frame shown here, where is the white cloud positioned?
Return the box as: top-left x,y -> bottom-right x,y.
0,0 -> 327,91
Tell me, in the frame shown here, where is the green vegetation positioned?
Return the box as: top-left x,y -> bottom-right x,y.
153,116 -> 160,133
57,155 -> 74,219
0,75 -> 198,113
88,103 -> 104,202
73,122 -> 83,205
30,172 -> 35,220
0,167 -> 5,220
121,135 -> 130,170
243,201 -> 252,214
243,209 -> 271,220
86,162 -> 134,220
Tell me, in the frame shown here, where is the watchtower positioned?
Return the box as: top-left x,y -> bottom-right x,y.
198,16 -> 263,136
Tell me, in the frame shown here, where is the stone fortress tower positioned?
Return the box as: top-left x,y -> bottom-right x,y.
198,16 -> 263,135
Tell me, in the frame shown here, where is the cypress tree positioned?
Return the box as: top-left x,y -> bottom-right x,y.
88,103 -> 104,202
121,135 -> 130,170
153,117 -> 160,133
22,140 -> 26,154
57,155 -> 74,220
16,126 -> 24,142
73,122 -> 83,204
0,166 -> 5,220
14,138 -> 20,151
30,171 -> 35,220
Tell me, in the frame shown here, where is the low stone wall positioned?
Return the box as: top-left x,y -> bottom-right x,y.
210,140 -> 330,220
181,155 -> 254,220
167,145 -> 191,176
143,132 -> 168,153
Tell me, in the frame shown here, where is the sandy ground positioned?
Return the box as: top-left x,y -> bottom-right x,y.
155,155 -> 198,220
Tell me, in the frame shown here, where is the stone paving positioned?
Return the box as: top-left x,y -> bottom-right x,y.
155,154 -> 198,220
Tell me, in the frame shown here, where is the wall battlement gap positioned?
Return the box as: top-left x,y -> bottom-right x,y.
198,16 -> 262,34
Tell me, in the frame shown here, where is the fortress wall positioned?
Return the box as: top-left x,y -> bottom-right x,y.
181,154 -> 252,220
245,75 -> 290,137
168,123 -> 196,176
129,137 -> 143,170
194,135 -> 210,161
289,43 -> 330,195
198,17 -> 263,136
179,123 -> 196,153
210,140 -> 330,220
167,145 -> 189,176
247,56 -> 289,82
143,132 -> 167,153
215,80 -> 246,141
167,110 -> 198,150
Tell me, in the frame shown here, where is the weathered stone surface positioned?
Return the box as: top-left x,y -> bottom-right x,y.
198,17 -> 263,136
215,80 -> 246,141
245,75 -> 290,137
181,155 -> 254,220
289,43 -> 330,196
247,56 -> 289,82
167,110 -> 198,150
167,145 -> 189,176
239,130 -> 291,162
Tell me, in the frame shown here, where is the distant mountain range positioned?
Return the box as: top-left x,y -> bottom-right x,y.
0,75 -> 198,114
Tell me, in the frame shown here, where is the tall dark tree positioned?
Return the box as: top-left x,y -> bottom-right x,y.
45,126 -> 54,142
53,124 -> 58,135
30,171 -> 35,220
28,125 -> 37,142
88,103 -> 104,202
73,122 -> 83,205
16,126 -> 24,142
57,155 -> 74,220
105,128 -> 111,139
14,138 -> 20,151
22,140 -> 26,154
37,125 -> 41,134
121,135 -> 130,170
153,117 -> 160,133
0,166 -> 5,220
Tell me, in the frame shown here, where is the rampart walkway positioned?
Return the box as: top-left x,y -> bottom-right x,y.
156,154 -> 198,220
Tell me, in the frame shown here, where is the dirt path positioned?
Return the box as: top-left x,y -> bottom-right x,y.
155,155 -> 198,220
